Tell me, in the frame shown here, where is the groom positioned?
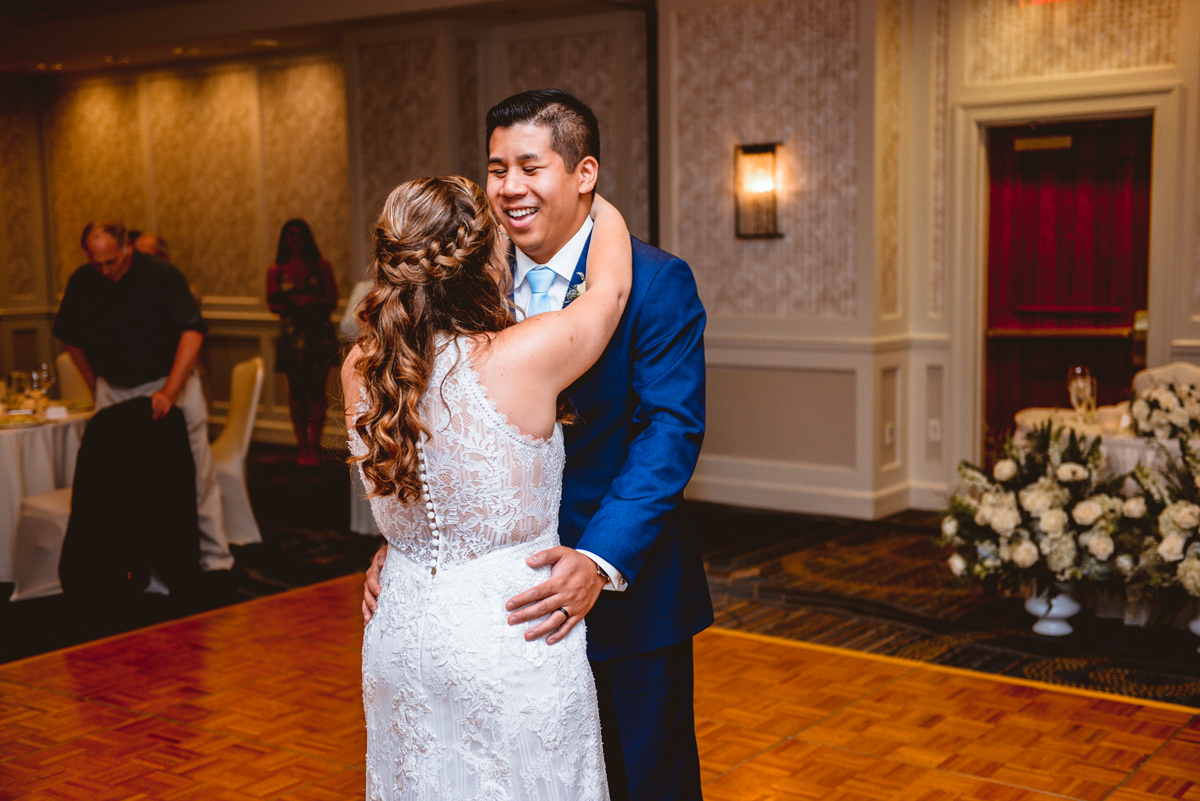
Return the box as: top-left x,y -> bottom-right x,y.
364,88 -> 712,800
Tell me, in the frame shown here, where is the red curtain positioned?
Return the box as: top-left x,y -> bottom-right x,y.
984,118 -> 1152,444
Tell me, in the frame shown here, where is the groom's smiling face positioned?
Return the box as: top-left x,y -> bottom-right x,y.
487,122 -> 596,263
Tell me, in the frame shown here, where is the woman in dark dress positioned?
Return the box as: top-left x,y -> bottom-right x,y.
267,219 -> 339,467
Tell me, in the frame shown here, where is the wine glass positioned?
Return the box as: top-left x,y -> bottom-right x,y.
32,363 -> 56,400
7,371 -> 29,405
1067,366 -> 1097,424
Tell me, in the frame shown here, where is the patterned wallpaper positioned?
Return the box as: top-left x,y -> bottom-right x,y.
45,78 -> 148,290
674,0 -> 859,318
143,68 -> 261,299
504,24 -> 651,242
455,39 -> 483,187
0,78 -> 41,300
967,0 -> 1179,83
929,0 -> 948,318
259,59 -> 351,296
876,0 -> 902,319
356,37 -> 442,238
42,56 -> 349,299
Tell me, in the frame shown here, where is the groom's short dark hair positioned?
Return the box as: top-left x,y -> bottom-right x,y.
486,89 -> 600,171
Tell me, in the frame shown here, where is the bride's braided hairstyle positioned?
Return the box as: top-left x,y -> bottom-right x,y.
352,176 -> 514,502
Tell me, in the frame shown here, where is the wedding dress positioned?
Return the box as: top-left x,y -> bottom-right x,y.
352,335 -> 609,801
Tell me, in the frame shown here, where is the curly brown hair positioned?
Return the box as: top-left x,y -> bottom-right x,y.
351,176 -> 515,501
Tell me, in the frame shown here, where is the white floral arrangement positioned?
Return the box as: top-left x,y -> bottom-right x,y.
1122,445 -> 1200,613
940,422 -> 1131,597
1131,383 -> 1200,439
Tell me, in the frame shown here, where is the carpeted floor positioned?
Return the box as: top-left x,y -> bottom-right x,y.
5,446 -> 1200,707
696,504 -> 1200,707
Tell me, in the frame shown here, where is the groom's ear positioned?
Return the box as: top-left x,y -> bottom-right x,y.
575,156 -> 599,196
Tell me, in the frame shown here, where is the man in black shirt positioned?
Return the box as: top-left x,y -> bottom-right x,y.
54,220 -> 233,572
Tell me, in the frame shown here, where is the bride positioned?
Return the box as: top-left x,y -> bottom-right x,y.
341,175 -> 631,800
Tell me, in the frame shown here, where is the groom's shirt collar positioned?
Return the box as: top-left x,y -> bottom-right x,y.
513,214 -> 594,286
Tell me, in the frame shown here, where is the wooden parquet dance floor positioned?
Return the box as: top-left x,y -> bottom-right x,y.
2,575 -> 1197,800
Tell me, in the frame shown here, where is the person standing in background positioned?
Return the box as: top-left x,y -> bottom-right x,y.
266,219 -> 339,467
54,219 -> 233,572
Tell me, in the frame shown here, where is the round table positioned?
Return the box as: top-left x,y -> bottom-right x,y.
1013,406 -> 1175,476
0,413 -> 90,583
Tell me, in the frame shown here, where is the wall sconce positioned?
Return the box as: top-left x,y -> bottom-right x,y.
735,143 -> 782,238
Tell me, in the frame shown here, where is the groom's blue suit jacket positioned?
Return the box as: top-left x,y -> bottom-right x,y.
553,235 -> 714,662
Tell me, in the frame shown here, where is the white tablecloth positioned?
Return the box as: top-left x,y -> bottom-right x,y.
1013,406 -> 1177,476
0,414 -> 90,583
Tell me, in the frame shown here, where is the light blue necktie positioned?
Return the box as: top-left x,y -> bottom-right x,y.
526,266 -> 557,317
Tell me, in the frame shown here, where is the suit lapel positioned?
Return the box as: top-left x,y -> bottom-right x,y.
561,233 -> 592,309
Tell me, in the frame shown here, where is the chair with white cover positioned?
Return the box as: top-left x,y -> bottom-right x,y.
9,488 -> 72,601
56,351 -> 92,405
1133,362 -> 1200,394
212,357 -> 265,545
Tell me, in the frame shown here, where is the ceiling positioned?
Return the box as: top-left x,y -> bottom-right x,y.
0,0 -> 641,75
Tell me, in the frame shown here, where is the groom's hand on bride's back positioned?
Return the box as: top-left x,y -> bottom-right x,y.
363,544 -> 387,623
505,547 -> 608,645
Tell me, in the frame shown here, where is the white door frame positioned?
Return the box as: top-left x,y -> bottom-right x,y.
946,84 -> 1186,466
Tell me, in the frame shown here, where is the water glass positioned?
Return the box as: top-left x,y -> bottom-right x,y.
30,363 -> 56,399
7,371 -> 28,405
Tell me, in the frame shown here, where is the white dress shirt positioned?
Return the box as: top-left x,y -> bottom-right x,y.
512,214 -> 626,592
512,215 -> 593,321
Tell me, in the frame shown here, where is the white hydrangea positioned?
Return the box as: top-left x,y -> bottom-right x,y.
1071,499 -> 1104,527
1011,538 -> 1040,569
990,506 -> 1021,537
1169,407 -> 1190,429
948,553 -> 967,576
1123,497 -> 1146,519
1056,462 -> 1088,483
1132,398 -> 1151,423
1041,536 -> 1077,573
993,459 -> 1018,482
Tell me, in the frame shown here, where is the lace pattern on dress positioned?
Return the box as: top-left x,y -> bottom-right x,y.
353,334 -> 607,801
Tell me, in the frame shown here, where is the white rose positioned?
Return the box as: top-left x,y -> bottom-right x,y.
1056,463 -> 1088,483
1161,391 -> 1182,412
1132,398 -> 1151,422
1116,554 -> 1135,575
1011,539 -> 1040,568
1178,557 -> 1200,598
1072,499 -> 1104,527
1170,502 -> 1200,530
948,553 -> 967,576
1020,487 -> 1052,516
990,506 -> 1021,537
941,517 -> 958,538
1039,509 -> 1068,536
1123,497 -> 1146,519
1088,534 -> 1114,561
1159,533 -> 1187,562
993,459 -> 1018,482
1151,409 -> 1170,430
1170,407 -> 1189,428
974,507 -> 992,527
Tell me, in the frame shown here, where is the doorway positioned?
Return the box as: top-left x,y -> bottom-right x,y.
984,117 -> 1152,445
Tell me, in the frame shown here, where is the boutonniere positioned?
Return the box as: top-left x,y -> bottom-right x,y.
564,273 -> 587,304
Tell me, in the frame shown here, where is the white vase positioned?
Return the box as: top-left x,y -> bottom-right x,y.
1025,581 -> 1081,636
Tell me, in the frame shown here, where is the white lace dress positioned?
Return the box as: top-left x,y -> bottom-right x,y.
352,336 -> 609,801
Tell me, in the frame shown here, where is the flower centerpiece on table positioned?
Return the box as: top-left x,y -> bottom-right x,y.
940,422 -> 1129,598
1123,441 -> 1200,617
1131,383 -> 1200,439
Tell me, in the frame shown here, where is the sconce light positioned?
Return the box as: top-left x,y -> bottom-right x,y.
734,143 -> 782,238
